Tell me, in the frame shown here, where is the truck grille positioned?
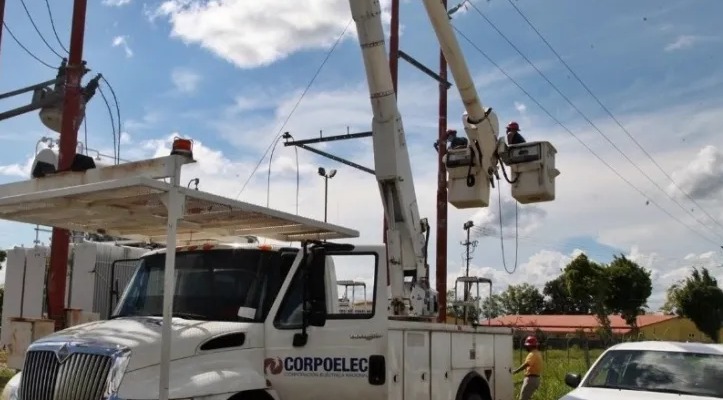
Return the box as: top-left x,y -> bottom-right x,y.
19,350 -> 113,400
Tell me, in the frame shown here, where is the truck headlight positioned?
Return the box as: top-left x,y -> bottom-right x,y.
1,372 -> 20,400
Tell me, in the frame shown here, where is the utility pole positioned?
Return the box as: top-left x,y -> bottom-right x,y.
435,0 -> 449,324
461,220 -> 477,322
47,0 -> 88,330
0,0 -> 5,62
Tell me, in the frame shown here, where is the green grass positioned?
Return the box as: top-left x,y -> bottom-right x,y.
0,351 -> 16,391
512,347 -> 605,400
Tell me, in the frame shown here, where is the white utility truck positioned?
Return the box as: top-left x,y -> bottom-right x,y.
0,1 -> 559,400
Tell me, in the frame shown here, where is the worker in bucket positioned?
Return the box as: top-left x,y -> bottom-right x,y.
513,335 -> 543,400
506,121 -> 526,145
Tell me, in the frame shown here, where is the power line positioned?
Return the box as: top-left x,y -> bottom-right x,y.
502,0 -> 723,234
100,76 -> 122,163
19,0 -> 64,58
2,22 -> 55,68
44,0 -> 69,54
496,180 -> 519,274
451,25 -> 720,246
234,18 -> 353,200
464,2 -> 723,243
97,86 -> 118,165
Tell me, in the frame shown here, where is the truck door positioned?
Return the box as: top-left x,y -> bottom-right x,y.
264,244 -> 388,400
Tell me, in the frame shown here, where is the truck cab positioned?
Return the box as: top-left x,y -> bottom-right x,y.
3,241 -> 390,400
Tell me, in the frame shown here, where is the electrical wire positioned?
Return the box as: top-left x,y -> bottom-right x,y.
83,113 -> 89,156
19,0 -> 64,59
451,26 -> 721,246
100,76 -> 122,163
266,136 -> 284,208
2,22 -> 55,68
44,0 -> 69,54
465,2 -> 723,243
234,18 -> 353,200
497,178 -> 519,274
502,0 -> 723,234
97,86 -> 118,165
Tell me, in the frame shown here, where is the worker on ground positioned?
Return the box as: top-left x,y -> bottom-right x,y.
513,335 -> 543,400
506,121 -> 526,145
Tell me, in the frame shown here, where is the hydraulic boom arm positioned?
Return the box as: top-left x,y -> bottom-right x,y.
347,0 -> 559,319
423,0 -> 501,209
348,1 -> 436,318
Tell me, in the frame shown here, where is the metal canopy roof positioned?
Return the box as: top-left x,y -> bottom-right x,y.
0,172 -> 359,243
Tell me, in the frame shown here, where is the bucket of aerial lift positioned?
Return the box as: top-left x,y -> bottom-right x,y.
506,141 -> 559,204
444,144 -> 492,209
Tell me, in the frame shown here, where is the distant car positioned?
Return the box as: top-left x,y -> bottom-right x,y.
559,340 -> 723,400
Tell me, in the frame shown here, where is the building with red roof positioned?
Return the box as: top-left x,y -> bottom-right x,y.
483,314 -> 719,343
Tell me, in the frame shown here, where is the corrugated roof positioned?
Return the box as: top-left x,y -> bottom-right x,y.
483,314 -> 677,334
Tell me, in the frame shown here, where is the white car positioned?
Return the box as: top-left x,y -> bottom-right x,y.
560,340 -> 723,400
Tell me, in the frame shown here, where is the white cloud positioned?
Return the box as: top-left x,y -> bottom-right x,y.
103,0 -> 131,6
668,145 -> 723,201
112,35 -> 133,58
170,68 -> 202,93
663,34 -> 720,52
514,102 -> 527,114
120,132 -> 132,145
146,0 -> 391,69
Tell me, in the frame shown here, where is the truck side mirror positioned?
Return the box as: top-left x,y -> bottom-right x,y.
305,247 -> 327,327
564,372 -> 581,388
293,245 -> 328,348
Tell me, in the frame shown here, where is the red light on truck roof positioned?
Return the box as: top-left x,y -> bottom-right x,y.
171,137 -> 193,158
258,244 -> 273,251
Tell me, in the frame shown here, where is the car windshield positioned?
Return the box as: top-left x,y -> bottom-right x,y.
112,248 -> 297,322
583,348 -> 723,398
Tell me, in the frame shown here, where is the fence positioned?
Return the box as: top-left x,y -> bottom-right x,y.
512,331 -> 654,370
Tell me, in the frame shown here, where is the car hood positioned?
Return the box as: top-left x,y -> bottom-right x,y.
32,317 -> 260,371
560,387 -> 713,400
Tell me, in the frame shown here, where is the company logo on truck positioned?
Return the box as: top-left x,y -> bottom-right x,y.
264,356 -> 369,378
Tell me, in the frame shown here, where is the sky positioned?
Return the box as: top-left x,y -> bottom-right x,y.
0,0 -> 722,311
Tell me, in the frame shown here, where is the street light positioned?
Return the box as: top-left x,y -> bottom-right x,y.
318,167 -> 337,222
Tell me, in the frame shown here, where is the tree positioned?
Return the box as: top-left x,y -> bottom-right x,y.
496,283 -> 545,315
480,294 -> 503,319
0,286 -> 3,320
665,267 -> 723,343
561,253 -> 611,336
446,289 -> 482,324
604,254 -> 652,334
542,276 -> 581,314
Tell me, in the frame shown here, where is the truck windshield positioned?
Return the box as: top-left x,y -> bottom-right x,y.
112,248 -> 296,322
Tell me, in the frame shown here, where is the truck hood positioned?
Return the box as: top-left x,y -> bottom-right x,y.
560,387 -> 713,400
33,317 -> 261,371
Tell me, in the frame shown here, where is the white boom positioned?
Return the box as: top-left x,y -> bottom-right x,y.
349,0 -> 437,316
349,1 -> 435,318
349,0 -> 559,318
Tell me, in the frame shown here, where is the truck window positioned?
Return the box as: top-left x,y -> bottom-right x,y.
327,253 -> 376,319
273,252 -> 377,329
112,249 -> 289,323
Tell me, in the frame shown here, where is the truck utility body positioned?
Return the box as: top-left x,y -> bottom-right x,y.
0,222 -> 513,400
0,0 -> 560,399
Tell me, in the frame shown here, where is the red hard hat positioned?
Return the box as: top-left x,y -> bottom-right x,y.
506,121 -> 520,132
524,335 -> 538,347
